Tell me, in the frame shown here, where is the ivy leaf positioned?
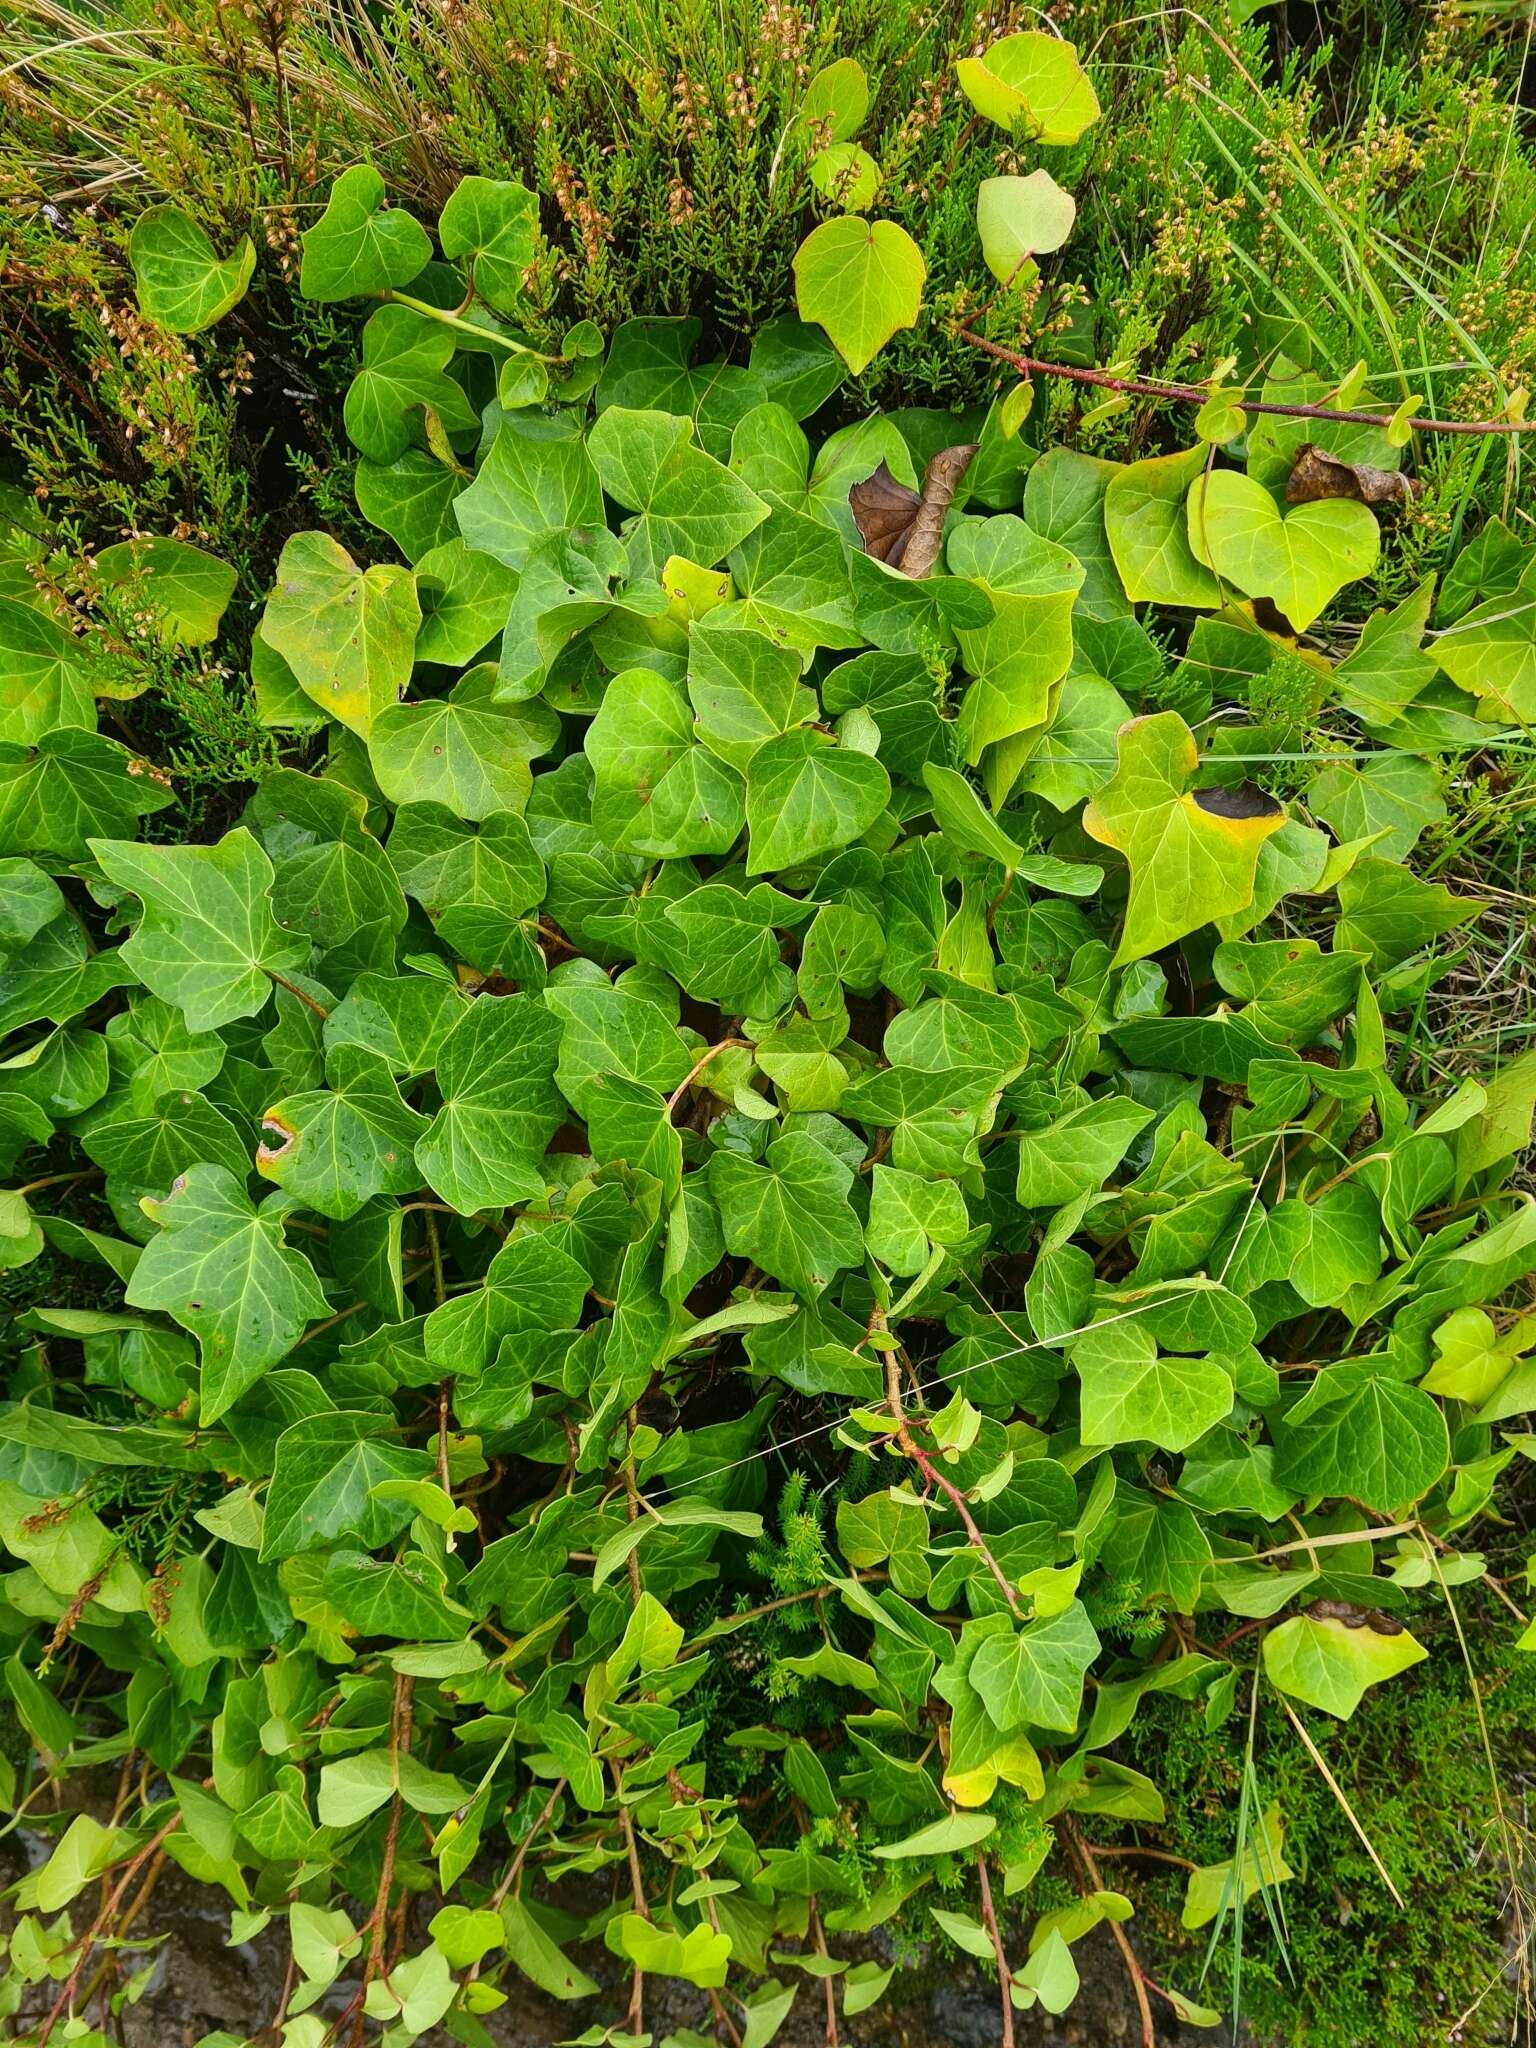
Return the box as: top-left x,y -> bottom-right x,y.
261,533 -> 420,739
1274,1372 -> 1448,1510
956,32 -> 1100,144
1187,471 -> 1380,631
1334,858 -> 1478,971
369,673 -> 555,820
946,516 -> 1083,759
1016,1097 -> 1154,1207
1081,713 -> 1286,964
0,597 -> 98,743
93,537 -> 237,647
423,1229 -> 589,1377
1104,446 -> 1222,609
413,541 -> 519,667
415,993 -> 564,1214
1072,1321 -> 1233,1453
262,1411 -> 434,1559
1433,553 -> 1536,720
968,1601 -> 1099,1731
586,669 -> 746,858
90,828 -> 309,1032
744,729 -> 890,875
453,414 -> 604,570
129,206 -> 255,332
125,1164 -> 330,1424
0,730 -> 174,858
257,1044 -> 429,1221
344,305 -> 477,463
299,165 -> 430,301
587,407 -> 769,576
866,1165 -> 969,1275
437,176 -> 538,312
792,219 -> 926,376
975,172 -> 1076,283
709,1129 -> 865,1298
1262,1613 -> 1427,1720
1306,752 -> 1445,863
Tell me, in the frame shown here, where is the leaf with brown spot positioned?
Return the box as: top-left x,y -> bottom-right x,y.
848,443 -> 978,578
1082,711 -> 1286,964
1285,442 -> 1418,511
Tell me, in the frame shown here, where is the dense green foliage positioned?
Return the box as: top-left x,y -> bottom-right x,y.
3,5 -> 1536,2047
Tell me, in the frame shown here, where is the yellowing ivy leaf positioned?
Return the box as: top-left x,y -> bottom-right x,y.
1082,713 -> 1286,964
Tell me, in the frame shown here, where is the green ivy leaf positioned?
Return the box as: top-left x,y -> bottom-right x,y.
709,1128 -> 865,1298
1187,471 -> 1380,631
126,1164 -> 330,1423
792,219 -> 926,376
437,176 -> 539,312
744,729 -> 890,875
299,164 -> 430,301
588,407 -> 770,576
90,827 -> 309,1032
129,206 -> 255,332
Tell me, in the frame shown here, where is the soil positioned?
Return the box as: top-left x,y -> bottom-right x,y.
7,1834 -> 1243,2048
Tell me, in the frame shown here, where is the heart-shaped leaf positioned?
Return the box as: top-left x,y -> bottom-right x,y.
956,32 -> 1100,144
793,218 -> 926,375
437,175 -> 538,311
1186,469 -> 1380,630
262,532 -> 420,738
300,164 -> 431,301
975,171 -> 1077,282
129,206 -> 255,333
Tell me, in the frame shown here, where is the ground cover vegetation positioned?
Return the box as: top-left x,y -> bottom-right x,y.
2,1 -> 1536,2045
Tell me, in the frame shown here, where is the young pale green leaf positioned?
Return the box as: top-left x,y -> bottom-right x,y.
262,533 -> 420,739
1187,471 -> 1380,631
956,32 -> 1101,144
975,172 -> 1076,283
1082,714 -> 1286,964
792,219 -> 926,376
1262,1613 -> 1427,1719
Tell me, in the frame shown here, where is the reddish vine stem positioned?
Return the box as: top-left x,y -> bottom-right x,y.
37,1815 -> 183,2046
975,1850 -> 1015,2048
953,327 -> 1535,435
1059,1814 -> 1157,2048
881,1340 -> 1023,1616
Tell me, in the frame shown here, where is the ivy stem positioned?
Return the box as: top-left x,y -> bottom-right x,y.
667,1037 -> 749,1117
952,326 -> 1536,435
499,1779 -> 566,1903
382,290 -> 564,361
266,968 -> 329,1018
1059,1814 -> 1157,2047
975,1850 -> 1015,2048
883,1340 -> 1022,1618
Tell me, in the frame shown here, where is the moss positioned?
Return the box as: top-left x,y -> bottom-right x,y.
1120,1623 -> 1536,2047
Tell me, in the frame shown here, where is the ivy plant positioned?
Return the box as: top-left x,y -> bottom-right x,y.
0,153 -> 1534,2048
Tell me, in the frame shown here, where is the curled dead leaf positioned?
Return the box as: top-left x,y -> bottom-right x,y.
848,442 -> 978,578
1286,442 -> 1419,510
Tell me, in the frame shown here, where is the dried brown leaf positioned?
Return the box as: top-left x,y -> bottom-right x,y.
848,442 -> 978,578
1285,442 -> 1419,510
